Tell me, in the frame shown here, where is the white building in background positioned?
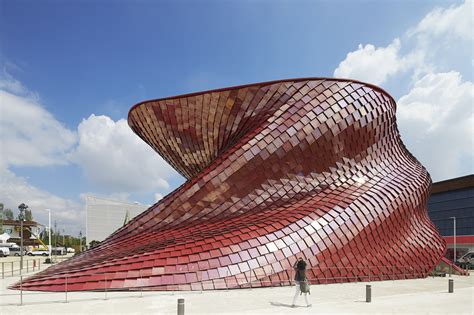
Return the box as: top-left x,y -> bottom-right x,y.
85,195 -> 148,245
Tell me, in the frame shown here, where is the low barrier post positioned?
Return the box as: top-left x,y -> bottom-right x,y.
177,298 -> 185,315
448,279 -> 454,293
366,284 -> 371,303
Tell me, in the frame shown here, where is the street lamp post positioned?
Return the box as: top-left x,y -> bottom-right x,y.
79,231 -> 82,252
46,209 -> 52,263
18,203 -> 28,271
62,229 -> 65,255
450,216 -> 456,262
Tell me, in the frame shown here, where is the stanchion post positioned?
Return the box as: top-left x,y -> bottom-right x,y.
448,279 -> 454,293
366,284 -> 371,303
177,298 -> 185,315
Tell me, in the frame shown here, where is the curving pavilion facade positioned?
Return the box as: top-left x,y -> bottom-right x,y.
14,78 -> 446,291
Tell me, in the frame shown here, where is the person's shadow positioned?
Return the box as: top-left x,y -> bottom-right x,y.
270,301 -> 296,308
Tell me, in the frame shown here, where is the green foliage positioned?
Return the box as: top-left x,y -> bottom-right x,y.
89,240 -> 101,248
25,209 -> 33,221
4,208 -> 14,220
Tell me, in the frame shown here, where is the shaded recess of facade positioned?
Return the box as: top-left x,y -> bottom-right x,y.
428,174 -> 474,259
15,78 -> 447,292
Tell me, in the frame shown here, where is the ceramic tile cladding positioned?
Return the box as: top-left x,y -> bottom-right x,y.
14,78 -> 446,292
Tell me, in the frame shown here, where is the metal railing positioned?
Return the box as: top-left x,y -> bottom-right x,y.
1,259 -> 43,278
0,264 -> 467,307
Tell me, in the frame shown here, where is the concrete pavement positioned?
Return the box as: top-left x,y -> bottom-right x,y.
1,271 -> 472,314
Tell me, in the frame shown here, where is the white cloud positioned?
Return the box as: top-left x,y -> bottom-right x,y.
0,90 -> 77,167
0,70 -> 28,95
408,1 -> 472,41
70,114 -> 176,194
333,1 -> 473,181
334,1 -> 472,85
0,166 -> 83,235
154,193 -> 164,202
333,39 -> 412,85
397,72 -> 474,180
0,73 -> 179,235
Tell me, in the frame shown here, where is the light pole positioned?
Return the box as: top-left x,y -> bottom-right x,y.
62,229 -> 65,255
18,203 -> 28,271
450,216 -> 456,262
54,220 -> 57,262
79,231 -> 82,252
46,209 -> 52,263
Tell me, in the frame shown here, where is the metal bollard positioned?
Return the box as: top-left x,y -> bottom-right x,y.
448,279 -> 454,293
177,298 -> 185,315
366,284 -> 371,303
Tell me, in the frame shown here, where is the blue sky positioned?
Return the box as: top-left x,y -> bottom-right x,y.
1,0 -> 472,235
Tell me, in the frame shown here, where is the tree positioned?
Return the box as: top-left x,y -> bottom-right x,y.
4,208 -> 13,220
24,209 -> 33,221
89,240 -> 101,248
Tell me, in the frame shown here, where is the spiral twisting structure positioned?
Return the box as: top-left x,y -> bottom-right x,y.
14,78 -> 446,291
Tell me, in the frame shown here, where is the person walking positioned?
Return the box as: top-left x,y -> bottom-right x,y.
291,257 -> 311,307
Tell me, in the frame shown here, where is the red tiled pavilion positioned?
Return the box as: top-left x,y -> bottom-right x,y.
14,78 -> 447,291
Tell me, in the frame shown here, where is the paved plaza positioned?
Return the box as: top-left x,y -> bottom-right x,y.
1,265 -> 472,314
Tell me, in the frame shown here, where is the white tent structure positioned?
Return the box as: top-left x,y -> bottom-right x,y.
0,232 -> 11,243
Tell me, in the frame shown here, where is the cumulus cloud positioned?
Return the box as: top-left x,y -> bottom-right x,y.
333,1 -> 473,181
0,90 -> 77,167
0,166 -> 83,235
334,1 -> 472,85
408,1 -> 472,41
69,114 -> 175,194
154,193 -> 164,202
397,72 -> 474,180
0,73 -> 178,234
334,39 -> 413,85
